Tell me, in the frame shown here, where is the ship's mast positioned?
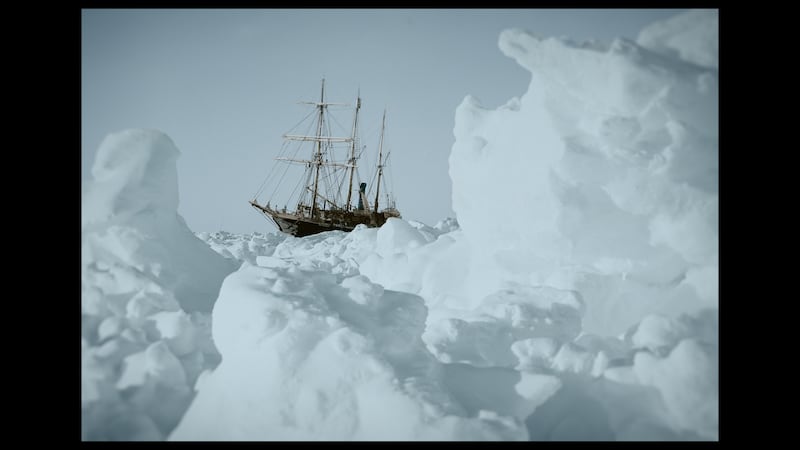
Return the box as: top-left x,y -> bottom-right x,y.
374,110 -> 386,213
310,79 -> 325,217
346,92 -> 361,211
276,79 -> 353,214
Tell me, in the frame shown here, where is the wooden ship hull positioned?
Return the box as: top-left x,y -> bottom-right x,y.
250,201 -> 400,237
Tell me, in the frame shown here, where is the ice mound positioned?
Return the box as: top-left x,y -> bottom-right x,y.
82,130 -> 237,440
447,10 -> 718,336
83,129 -> 180,226
170,258 -> 532,440
489,307 -> 717,441
83,130 -> 237,314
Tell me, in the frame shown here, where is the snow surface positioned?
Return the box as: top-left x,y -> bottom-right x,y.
83,9 -> 717,441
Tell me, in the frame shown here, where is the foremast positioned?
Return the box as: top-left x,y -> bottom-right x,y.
276,78 -> 354,215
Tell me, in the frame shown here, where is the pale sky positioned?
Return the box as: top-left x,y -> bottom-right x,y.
82,8 -> 686,234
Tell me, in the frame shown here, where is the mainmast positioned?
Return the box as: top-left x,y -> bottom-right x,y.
310,79 -> 325,217
346,92 -> 361,211
373,109 -> 386,213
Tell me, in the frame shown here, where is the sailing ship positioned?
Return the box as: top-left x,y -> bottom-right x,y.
249,79 -> 401,237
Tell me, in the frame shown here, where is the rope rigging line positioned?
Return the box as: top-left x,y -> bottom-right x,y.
335,165 -> 348,205
327,110 -> 351,142
266,111 -> 319,202
254,140 -> 288,200
385,152 -> 396,206
254,105 -> 319,199
320,159 -> 346,209
287,165 -> 310,209
334,165 -> 347,207
267,137 -> 304,203
286,107 -> 318,135
252,172 -> 270,200
302,165 -> 314,205
267,155 -> 293,205
367,167 -> 377,199
320,164 -> 332,208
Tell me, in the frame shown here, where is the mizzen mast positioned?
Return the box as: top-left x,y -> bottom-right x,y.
374,109 -> 386,213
